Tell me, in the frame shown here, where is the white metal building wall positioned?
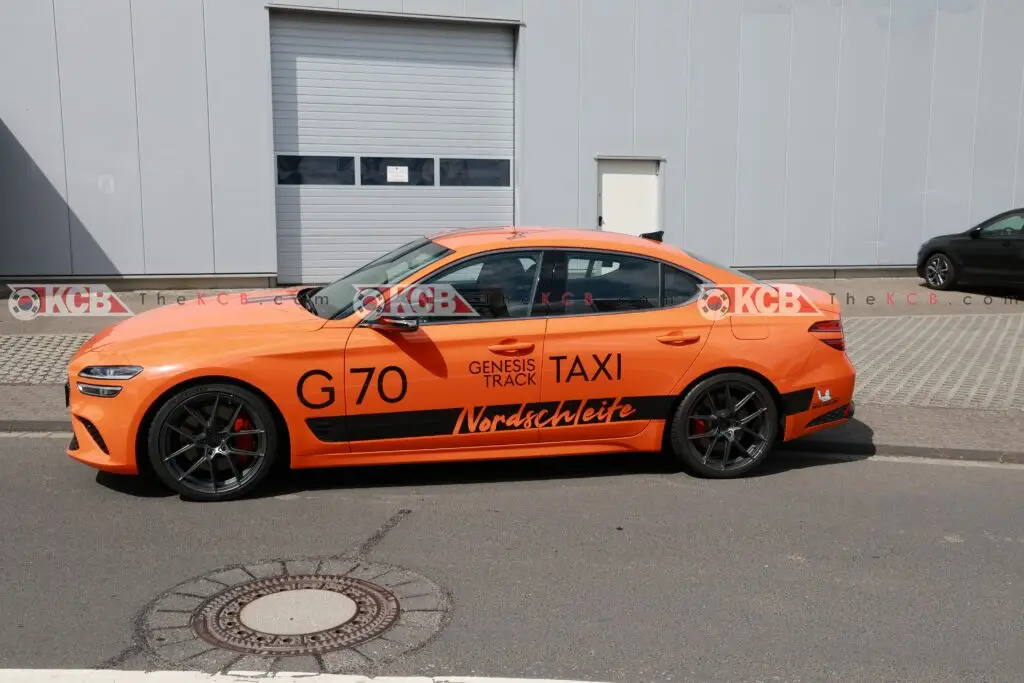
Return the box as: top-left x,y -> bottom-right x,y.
269,12 -> 515,284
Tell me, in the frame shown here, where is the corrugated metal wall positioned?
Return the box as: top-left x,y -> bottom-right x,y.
516,0 -> 1024,269
3,0 -> 1024,279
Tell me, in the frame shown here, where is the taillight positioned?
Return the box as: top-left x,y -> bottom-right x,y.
809,319 -> 845,351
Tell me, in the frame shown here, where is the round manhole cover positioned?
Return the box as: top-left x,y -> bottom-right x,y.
140,558 -> 449,674
192,574 -> 399,655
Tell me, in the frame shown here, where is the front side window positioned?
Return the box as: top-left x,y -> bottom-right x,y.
421,251 -> 541,321
309,238 -> 453,319
979,214 -> 1024,237
532,251 -> 660,316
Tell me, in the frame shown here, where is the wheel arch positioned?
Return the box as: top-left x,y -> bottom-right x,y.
133,374 -> 292,476
660,366 -> 784,449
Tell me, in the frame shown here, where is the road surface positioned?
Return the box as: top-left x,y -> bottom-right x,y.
1,433 -> 1021,682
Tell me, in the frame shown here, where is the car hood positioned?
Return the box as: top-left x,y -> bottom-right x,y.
76,288 -> 324,356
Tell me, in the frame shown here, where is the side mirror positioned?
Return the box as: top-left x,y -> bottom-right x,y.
363,315 -> 419,332
970,230 -> 981,239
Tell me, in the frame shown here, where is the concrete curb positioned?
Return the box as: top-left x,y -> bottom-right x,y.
0,420 -> 69,433
782,439 -> 1024,465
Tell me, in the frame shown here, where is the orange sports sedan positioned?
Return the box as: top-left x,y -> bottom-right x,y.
64,227 -> 855,501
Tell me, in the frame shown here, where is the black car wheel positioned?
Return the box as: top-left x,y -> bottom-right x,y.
668,373 -> 778,478
924,252 -> 956,290
146,383 -> 280,501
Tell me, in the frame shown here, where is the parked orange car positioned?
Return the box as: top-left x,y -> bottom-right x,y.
65,227 -> 855,501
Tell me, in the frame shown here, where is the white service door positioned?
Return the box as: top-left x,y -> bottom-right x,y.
597,159 -> 660,236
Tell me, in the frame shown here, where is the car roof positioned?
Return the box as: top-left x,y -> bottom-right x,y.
429,225 -> 689,260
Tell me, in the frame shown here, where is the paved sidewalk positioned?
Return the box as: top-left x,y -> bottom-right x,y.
2,289 -> 1023,459
3,277 -> 1024,337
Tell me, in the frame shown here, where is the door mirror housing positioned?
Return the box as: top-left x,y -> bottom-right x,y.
363,315 -> 419,332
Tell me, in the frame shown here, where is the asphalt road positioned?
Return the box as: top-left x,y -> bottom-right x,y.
2,435 -> 1022,682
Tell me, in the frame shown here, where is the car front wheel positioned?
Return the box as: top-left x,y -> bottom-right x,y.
146,383 -> 280,501
668,373 -> 778,478
924,252 -> 956,290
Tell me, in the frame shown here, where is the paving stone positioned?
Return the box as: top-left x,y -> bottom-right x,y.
272,654 -> 321,672
0,334 -> 91,384
390,581 -> 436,600
317,558 -> 359,577
353,636 -> 410,662
145,610 -> 192,630
397,610 -> 445,630
378,624 -> 435,647
245,561 -> 286,579
397,594 -> 441,612
225,654 -> 276,674
372,568 -> 425,589
284,559 -> 320,577
174,579 -> 227,597
147,627 -> 197,645
154,638 -> 213,664
154,594 -> 204,611
320,648 -> 370,674
345,562 -> 391,582
843,314 -> 1024,411
185,648 -> 246,673
206,567 -> 254,586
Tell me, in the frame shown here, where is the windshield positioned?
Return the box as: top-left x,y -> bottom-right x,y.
306,237 -> 453,319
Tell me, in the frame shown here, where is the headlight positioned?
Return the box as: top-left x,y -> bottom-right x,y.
77,383 -> 123,398
78,365 -> 143,380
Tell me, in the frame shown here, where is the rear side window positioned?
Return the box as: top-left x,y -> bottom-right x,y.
532,251 -> 659,316
662,266 -> 702,306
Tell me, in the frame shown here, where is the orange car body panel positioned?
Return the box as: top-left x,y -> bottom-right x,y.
64,227 -> 856,475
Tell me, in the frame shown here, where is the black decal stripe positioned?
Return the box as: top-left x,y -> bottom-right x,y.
305,395 -> 676,443
307,408 -> 463,443
779,388 -> 813,415
618,395 -> 674,420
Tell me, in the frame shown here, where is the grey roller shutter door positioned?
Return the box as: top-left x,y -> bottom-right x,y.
270,12 -> 515,284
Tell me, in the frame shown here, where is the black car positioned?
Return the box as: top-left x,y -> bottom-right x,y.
916,208 -> 1024,290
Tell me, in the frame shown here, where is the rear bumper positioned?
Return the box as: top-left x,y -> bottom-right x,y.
780,350 -> 857,441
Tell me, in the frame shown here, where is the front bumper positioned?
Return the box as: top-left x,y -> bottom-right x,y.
63,376 -> 140,475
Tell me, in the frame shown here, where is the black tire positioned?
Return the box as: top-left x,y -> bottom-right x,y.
146,382 -> 280,501
923,252 -> 956,290
668,373 -> 778,478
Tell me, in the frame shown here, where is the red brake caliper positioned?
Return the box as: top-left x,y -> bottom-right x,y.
232,416 -> 254,467
693,419 -> 707,438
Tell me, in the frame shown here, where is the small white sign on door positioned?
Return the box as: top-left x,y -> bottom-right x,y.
386,166 -> 408,183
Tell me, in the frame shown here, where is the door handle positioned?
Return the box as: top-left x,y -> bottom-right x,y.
656,332 -> 701,346
488,341 -> 535,354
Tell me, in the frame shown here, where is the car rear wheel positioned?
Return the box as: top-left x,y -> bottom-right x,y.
668,373 -> 778,478
146,383 -> 280,501
924,252 -> 956,290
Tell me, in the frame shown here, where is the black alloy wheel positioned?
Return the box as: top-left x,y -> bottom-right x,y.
924,252 -> 956,290
669,373 -> 778,478
146,383 -> 280,501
